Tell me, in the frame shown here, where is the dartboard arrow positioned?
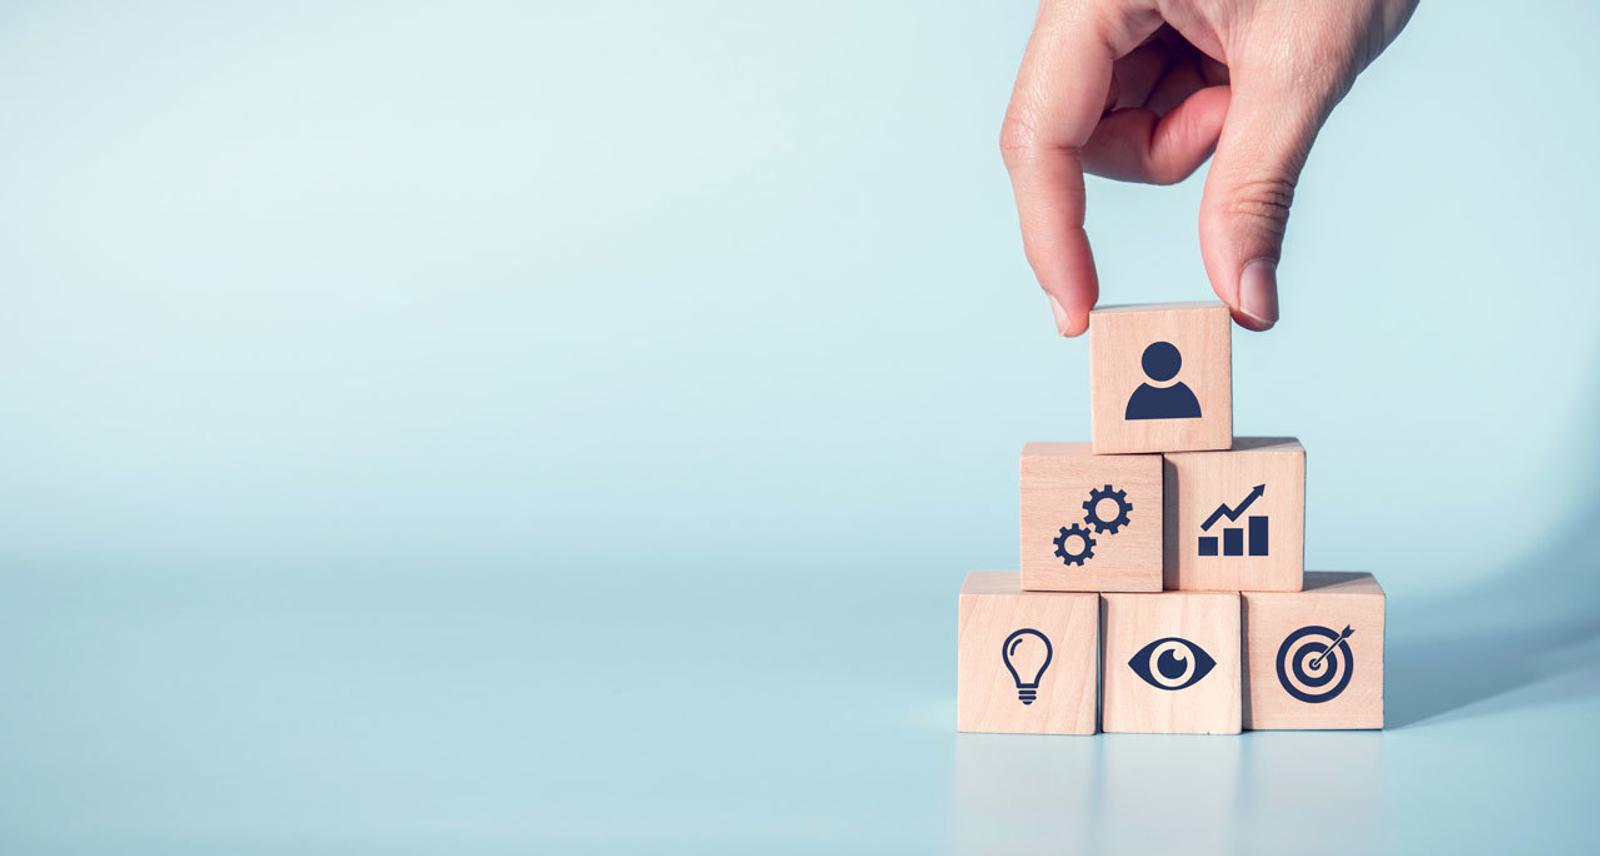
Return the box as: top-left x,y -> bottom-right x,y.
1307,625 -> 1354,670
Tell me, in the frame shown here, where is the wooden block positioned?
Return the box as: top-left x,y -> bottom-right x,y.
1243,572 -> 1385,730
958,571 -> 1098,734
1089,302 -> 1232,454
1020,443 -> 1162,592
1163,437 -> 1306,592
1101,591 -> 1241,734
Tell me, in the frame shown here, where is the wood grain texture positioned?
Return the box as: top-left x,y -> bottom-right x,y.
1243,572 -> 1385,730
1163,437 -> 1306,592
1021,442 -> 1162,592
1101,591 -> 1241,734
958,571 -> 1098,735
1089,302 -> 1232,454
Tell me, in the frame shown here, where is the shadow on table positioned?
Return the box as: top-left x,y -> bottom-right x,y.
951,728 -> 1386,855
1385,394 -> 1600,729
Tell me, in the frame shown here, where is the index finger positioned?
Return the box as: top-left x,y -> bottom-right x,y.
1000,1 -> 1157,336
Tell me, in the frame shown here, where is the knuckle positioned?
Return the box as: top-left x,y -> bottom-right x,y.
1223,177 -> 1296,230
998,111 -> 1041,168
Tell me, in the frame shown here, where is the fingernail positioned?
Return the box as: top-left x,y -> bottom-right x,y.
1047,294 -> 1072,335
1238,259 -> 1279,328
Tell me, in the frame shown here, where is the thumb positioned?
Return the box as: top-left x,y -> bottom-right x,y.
1198,81 -> 1329,331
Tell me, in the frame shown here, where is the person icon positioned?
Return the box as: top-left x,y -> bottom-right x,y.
1125,341 -> 1202,420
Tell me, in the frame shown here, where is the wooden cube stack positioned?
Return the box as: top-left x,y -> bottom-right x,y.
958,302 -> 1385,735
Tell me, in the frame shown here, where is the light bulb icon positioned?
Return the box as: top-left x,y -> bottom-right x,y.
1002,628 -> 1053,705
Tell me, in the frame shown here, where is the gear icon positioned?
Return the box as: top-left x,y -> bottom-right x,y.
1053,523 -> 1096,566
1082,484 -> 1132,534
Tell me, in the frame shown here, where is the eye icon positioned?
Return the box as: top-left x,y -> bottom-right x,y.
1128,637 -> 1216,691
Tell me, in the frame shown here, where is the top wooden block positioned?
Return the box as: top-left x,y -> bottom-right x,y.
1089,303 -> 1232,455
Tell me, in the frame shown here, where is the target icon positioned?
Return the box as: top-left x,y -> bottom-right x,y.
1275,624 -> 1355,703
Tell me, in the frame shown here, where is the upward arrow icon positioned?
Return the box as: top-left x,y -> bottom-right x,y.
1200,484 -> 1266,531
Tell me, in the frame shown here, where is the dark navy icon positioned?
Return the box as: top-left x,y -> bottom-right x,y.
1082,484 -> 1132,534
1125,341 -> 1202,420
1053,524 -> 1095,566
1003,628 -> 1053,705
1198,484 -> 1268,557
1129,637 -> 1216,691
1276,624 -> 1355,703
1054,484 -> 1132,567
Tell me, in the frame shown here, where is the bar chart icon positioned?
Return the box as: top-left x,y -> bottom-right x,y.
1197,484 -> 1269,557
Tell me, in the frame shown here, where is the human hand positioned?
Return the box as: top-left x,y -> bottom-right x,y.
1000,0 -> 1418,334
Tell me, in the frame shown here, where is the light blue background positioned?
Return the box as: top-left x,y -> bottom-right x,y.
1,2 -> 1596,853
